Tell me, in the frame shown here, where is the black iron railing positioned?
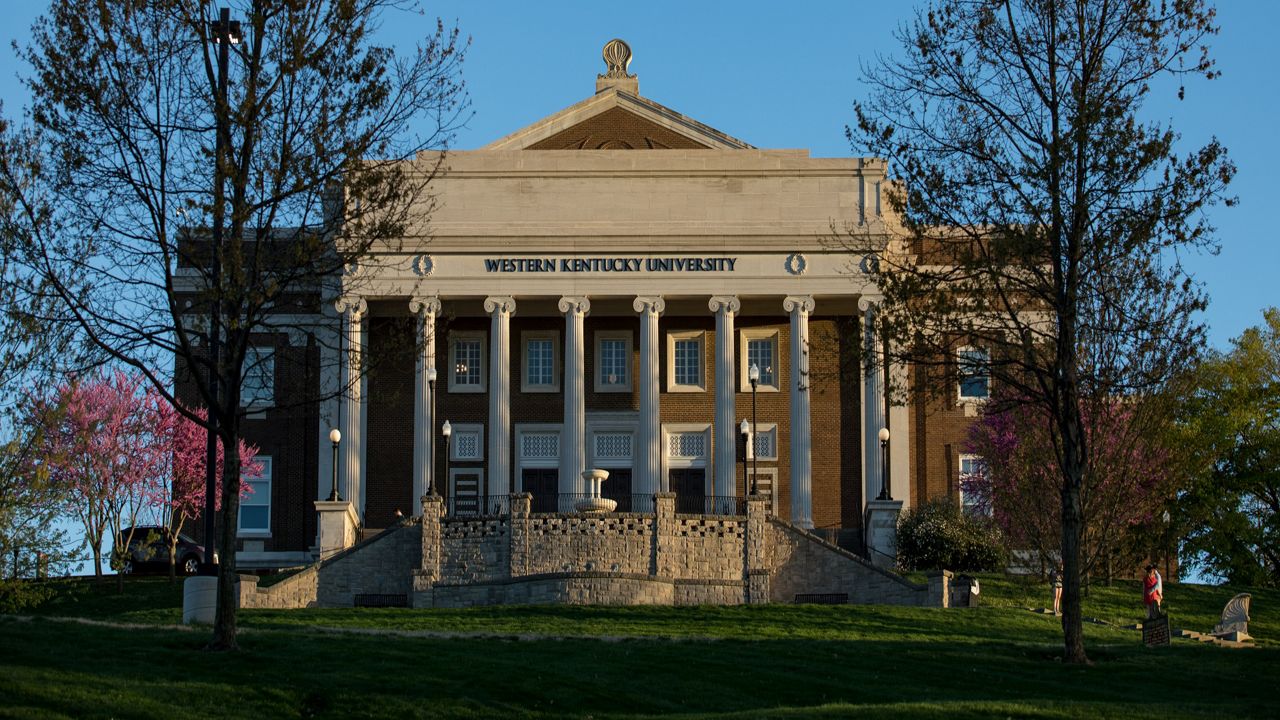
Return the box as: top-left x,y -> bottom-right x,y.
674,495 -> 747,516
444,494 -> 511,518
441,493 -> 748,516
528,493 -> 657,514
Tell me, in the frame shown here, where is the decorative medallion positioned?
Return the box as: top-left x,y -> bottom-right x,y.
412,254 -> 435,277
600,39 -> 635,79
785,252 -> 808,276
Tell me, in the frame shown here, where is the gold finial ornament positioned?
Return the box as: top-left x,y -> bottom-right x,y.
601,39 -> 635,79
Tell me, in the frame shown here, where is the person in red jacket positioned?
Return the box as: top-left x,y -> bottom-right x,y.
1143,564 -> 1164,619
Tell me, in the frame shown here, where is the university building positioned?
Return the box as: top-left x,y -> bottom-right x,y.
226,40 -> 983,577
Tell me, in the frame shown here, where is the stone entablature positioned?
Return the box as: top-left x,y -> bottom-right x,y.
241,494 -> 948,609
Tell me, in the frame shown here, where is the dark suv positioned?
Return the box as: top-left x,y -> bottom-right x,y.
116,526 -> 213,575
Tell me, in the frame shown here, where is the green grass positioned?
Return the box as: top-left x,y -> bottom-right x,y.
2,574 -> 1277,719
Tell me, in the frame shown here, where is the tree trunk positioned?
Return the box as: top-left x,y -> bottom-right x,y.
1059,400 -> 1089,664
168,545 -> 177,582
208,412 -> 242,651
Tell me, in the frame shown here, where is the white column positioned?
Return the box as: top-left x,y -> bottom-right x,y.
709,296 -> 740,509
334,295 -> 367,517
409,296 -> 441,506
484,296 -> 516,499
785,295 -> 815,530
633,296 -> 665,504
859,296 -> 887,504
559,296 -> 591,495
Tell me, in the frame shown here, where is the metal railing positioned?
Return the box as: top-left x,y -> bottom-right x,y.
674,495 -> 746,516
528,493 -> 657,514
444,494 -> 511,518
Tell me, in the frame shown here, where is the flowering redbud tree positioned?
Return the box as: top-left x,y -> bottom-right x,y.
964,389 -> 1176,581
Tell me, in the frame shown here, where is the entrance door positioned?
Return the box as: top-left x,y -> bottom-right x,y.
522,468 -> 559,513
669,468 -> 706,514
601,468 -> 633,511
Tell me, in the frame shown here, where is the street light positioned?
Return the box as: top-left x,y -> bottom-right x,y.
749,363 -> 760,496
427,368 -> 438,496
327,428 -> 342,501
201,6 -> 242,576
877,427 -> 891,500
739,418 -> 750,498
441,420 -> 452,505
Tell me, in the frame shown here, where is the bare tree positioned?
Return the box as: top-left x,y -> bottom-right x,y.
4,0 -> 467,650
850,0 -> 1233,663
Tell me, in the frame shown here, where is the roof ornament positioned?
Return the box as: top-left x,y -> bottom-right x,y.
600,39 -> 635,79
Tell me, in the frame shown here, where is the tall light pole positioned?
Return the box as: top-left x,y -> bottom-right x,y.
877,427 -> 891,500
739,418 -> 750,498
201,7 -> 241,575
441,420 -> 452,504
427,368 -> 438,496
749,363 -> 760,496
328,429 -> 342,501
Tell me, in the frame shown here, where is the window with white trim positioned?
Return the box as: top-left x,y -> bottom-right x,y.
521,331 -> 559,392
595,332 -> 632,392
449,423 -> 484,462
739,328 -> 780,392
666,331 -> 705,392
958,347 -> 990,401
449,333 -> 485,392
958,454 -> 987,514
241,346 -> 275,407
238,456 -> 271,535
748,423 -> 779,461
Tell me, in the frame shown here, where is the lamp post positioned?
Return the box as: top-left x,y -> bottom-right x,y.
427,368 -> 438,496
877,427 -> 891,500
749,363 -> 760,496
327,428 -> 342,501
739,418 -> 750,498
201,6 -> 242,576
441,420 -> 452,505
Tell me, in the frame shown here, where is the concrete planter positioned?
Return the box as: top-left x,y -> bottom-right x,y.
182,575 -> 218,624
575,469 -> 616,513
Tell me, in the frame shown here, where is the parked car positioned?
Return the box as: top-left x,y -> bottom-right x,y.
115,526 -> 214,575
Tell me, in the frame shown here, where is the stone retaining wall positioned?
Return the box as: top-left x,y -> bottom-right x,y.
242,494 -> 945,609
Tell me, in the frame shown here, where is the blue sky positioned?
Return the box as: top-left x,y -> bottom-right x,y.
3,1 -> 1273,349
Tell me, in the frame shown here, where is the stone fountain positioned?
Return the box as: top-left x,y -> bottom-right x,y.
574,469 -> 616,513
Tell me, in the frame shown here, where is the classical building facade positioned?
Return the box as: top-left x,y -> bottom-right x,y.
227,40 -> 980,572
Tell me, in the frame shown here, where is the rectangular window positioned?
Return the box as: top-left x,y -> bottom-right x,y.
958,454 -> 987,514
958,347 -> 990,400
241,346 -> 274,407
596,335 -> 630,391
526,338 -> 554,387
739,329 -> 781,392
450,334 -> 485,392
450,424 -> 484,461
666,331 -> 706,392
238,456 -> 271,535
752,425 -> 778,461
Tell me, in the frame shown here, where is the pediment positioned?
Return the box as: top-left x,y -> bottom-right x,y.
483,89 -> 754,151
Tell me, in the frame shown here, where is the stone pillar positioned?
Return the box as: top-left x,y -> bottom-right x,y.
559,296 -> 591,495
784,296 -> 815,530
859,296 -> 887,505
335,295 -> 367,518
634,296 -> 665,510
314,499 -> 359,560
745,495 -> 770,604
653,492 -> 676,578
409,296 -> 441,506
413,494 -> 444,608
485,296 -> 516,498
709,296 -> 740,511
509,493 -> 531,578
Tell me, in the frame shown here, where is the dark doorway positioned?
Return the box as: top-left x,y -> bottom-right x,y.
522,468 -> 559,513
669,468 -> 706,514
601,468 -> 633,511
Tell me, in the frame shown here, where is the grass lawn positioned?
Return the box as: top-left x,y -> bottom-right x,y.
2,574 -> 1277,719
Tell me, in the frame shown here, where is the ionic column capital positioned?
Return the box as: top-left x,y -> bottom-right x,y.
857,295 -> 882,313
784,295 -> 816,314
708,295 -> 741,315
557,296 -> 591,316
633,295 -> 666,315
335,295 -> 368,321
408,296 -> 442,318
483,295 -> 517,316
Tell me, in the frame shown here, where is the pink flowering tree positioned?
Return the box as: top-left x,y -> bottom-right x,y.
26,371 -> 175,587
964,388 -> 1176,581
150,405 -> 259,580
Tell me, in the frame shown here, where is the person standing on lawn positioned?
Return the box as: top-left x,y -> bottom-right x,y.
1050,561 -> 1063,615
1144,564 -> 1164,619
